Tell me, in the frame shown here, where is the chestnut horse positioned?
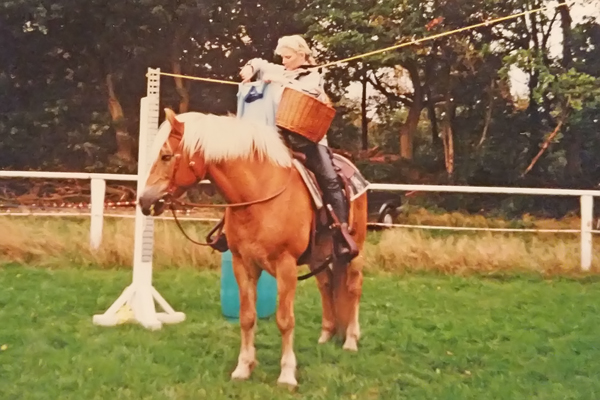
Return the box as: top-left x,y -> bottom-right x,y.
139,108 -> 367,387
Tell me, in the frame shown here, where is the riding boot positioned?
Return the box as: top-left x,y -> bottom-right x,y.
302,144 -> 360,262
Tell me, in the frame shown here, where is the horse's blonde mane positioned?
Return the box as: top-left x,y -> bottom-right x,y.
155,112 -> 292,168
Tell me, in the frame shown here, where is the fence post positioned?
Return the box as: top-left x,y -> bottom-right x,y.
581,195 -> 593,271
90,178 -> 106,250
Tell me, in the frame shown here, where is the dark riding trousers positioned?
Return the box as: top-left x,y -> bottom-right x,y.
283,131 -> 349,224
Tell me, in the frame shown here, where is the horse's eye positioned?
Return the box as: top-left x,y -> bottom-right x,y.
161,154 -> 173,162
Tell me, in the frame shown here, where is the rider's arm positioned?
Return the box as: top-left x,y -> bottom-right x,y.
245,58 -> 285,80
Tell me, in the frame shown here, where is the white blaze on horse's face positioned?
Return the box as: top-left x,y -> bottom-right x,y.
139,139 -> 177,217
139,111 -> 183,216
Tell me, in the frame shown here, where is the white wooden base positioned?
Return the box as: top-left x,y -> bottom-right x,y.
93,283 -> 185,330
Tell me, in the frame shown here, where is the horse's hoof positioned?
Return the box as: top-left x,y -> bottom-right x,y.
231,364 -> 253,380
318,330 -> 334,344
277,374 -> 298,389
342,338 -> 358,352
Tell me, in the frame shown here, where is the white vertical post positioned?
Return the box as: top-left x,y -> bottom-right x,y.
132,96 -> 153,288
89,178 -> 106,250
93,67 -> 185,329
131,68 -> 161,285
581,195 -> 593,271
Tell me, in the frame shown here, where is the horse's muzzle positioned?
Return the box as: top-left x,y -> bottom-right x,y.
139,187 -> 169,216
139,198 -> 167,216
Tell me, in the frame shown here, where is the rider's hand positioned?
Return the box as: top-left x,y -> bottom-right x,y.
239,64 -> 254,83
262,73 -> 280,84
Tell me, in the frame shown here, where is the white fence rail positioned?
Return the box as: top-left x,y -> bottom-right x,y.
0,172 -> 135,250
369,183 -> 598,271
0,172 -> 597,270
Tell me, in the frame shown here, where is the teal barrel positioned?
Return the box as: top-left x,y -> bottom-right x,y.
220,250 -> 278,320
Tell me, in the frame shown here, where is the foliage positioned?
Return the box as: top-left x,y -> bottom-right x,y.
1,0 -> 599,216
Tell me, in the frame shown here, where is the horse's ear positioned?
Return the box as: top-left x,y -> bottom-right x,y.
164,108 -> 184,133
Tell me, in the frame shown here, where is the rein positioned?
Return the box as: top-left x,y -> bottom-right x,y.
296,256 -> 333,281
170,202 -> 334,280
169,203 -> 215,247
173,170 -> 292,209
168,168 -> 293,247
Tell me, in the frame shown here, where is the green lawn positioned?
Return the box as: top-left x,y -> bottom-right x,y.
1,265 -> 600,400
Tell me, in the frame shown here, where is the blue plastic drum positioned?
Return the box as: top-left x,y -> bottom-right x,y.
220,250 -> 278,320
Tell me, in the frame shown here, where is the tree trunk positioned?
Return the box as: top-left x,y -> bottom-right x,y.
565,128 -> 582,180
361,68 -> 368,150
441,88 -> 455,176
560,4 -> 581,180
172,22 -> 192,114
559,4 -> 573,69
172,60 -> 190,113
426,91 -> 439,144
476,79 -> 494,148
106,74 -> 134,163
525,11 -> 542,157
399,60 -> 423,160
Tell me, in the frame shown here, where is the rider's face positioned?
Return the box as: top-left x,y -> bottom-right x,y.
279,48 -> 305,70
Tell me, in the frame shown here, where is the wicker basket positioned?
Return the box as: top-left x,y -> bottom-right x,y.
275,87 -> 336,143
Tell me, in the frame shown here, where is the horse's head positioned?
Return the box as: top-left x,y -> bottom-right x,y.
139,108 -> 207,216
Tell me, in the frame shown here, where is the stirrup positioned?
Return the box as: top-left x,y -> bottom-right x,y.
206,217 -> 229,252
335,223 -> 360,262
326,205 -> 359,262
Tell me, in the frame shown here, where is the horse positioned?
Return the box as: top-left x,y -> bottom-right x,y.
138,108 -> 368,387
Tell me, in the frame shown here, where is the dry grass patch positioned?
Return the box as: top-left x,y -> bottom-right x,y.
397,206 -> 582,230
1,215 -> 597,276
0,216 -> 219,269
373,229 -> 598,275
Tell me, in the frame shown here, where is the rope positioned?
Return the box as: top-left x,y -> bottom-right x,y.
2,212 -> 594,234
156,2 -> 567,84
158,72 -> 239,85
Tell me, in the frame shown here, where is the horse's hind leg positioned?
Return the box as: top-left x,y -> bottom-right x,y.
341,253 -> 364,351
231,253 -> 260,381
331,252 -> 364,352
274,253 -> 299,387
339,193 -> 367,351
309,243 -> 336,344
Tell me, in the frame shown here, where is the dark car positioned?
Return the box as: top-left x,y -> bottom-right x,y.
366,190 -> 403,228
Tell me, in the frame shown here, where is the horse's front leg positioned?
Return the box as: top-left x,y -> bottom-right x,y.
231,253 -> 259,381
274,253 -> 299,387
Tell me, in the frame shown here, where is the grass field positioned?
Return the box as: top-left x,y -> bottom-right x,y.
1,265 -> 600,399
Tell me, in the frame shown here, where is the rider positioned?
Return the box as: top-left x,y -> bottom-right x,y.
237,35 -> 359,262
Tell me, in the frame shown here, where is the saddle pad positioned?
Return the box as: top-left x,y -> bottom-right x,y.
293,159 -> 324,209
